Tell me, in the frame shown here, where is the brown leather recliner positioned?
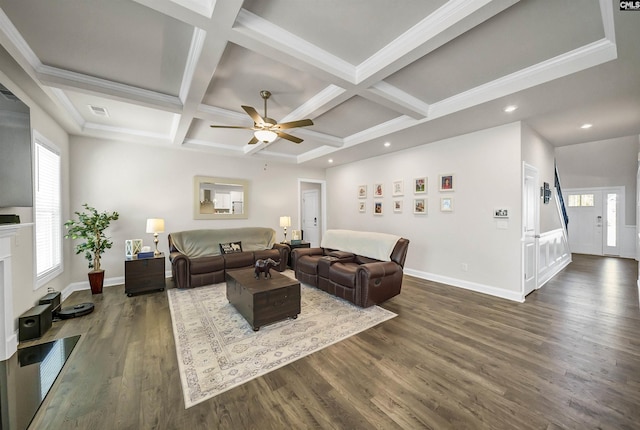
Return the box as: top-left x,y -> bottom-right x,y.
292,237 -> 409,307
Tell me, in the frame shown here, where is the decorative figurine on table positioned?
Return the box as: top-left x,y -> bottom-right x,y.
254,258 -> 279,279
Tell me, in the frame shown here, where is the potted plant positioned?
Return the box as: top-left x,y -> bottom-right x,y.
65,204 -> 119,294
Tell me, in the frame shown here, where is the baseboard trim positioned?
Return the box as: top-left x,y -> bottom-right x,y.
403,268 -> 524,302
61,272 -> 172,301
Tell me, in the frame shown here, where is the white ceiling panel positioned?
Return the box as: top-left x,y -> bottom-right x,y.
241,0 -> 448,65
0,0 -> 637,168
0,0 -> 193,95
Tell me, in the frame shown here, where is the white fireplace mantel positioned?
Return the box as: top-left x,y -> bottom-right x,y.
0,223 -> 31,361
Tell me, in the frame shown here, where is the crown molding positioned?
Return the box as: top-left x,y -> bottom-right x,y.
179,27 -> 207,103
430,38 -> 617,120
36,65 -> 183,113
233,9 -> 356,84
356,0 -> 496,83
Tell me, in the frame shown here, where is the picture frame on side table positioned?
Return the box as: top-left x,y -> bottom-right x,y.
413,198 -> 427,214
374,201 -> 383,215
439,174 -> 455,192
440,197 -> 453,212
414,177 -> 427,194
358,185 -> 367,199
392,180 -> 404,196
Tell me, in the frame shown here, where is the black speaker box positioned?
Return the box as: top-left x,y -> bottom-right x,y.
39,291 -> 61,314
18,304 -> 52,342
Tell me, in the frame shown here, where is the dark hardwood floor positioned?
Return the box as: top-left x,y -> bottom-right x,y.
23,254 -> 640,429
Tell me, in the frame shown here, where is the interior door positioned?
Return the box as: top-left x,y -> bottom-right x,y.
523,164 -> 539,297
302,189 -> 320,247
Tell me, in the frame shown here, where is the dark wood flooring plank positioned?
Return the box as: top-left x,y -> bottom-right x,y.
21,254 -> 640,429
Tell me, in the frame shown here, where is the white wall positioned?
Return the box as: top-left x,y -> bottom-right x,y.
0,72 -> 71,323
326,123 -> 524,300
68,136 -> 325,283
521,123 -> 563,233
555,135 -> 640,225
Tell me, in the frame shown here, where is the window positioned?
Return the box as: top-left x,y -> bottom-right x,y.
35,132 -> 62,287
567,194 -> 594,207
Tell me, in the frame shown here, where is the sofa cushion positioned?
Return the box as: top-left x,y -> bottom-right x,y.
219,241 -> 243,254
329,262 -> 359,288
190,255 -> 224,275
223,252 -> 255,269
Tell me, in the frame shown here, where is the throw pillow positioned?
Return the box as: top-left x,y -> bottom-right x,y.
219,241 -> 243,254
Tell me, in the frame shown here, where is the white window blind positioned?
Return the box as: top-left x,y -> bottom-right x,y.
35,136 -> 62,285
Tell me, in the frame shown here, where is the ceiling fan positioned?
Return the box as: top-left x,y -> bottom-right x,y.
210,90 -> 314,144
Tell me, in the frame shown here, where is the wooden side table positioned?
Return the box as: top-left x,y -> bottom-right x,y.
285,241 -> 311,269
124,253 -> 166,296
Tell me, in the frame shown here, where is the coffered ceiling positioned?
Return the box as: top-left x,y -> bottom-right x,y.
0,0 -> 638,168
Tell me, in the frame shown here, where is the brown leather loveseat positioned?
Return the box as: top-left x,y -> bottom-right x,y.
169,227 -> 288,289
291,229 -> 409,307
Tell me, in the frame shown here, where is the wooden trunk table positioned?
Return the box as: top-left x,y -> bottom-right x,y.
226,268 -> 301,331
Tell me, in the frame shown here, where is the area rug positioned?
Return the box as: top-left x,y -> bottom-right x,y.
167,275 -> 396,408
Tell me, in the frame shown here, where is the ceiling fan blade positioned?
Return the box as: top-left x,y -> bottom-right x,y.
209,125 -> 254,129
247,136 -> 259,145
275,119 -> 314,130
276,131 -> 303,144
242,105 -> 265,125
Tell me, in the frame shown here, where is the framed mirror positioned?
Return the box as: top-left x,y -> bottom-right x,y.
194,176 -> 249,219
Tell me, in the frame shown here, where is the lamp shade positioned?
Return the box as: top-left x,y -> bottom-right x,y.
146,218 -> 165,234
254,129 -> 277,143
279,216 -> 291,228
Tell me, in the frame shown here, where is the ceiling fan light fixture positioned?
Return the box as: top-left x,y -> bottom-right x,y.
254,129 -> 278,143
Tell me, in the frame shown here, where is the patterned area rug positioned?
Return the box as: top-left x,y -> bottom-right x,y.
167,273 -> 396,408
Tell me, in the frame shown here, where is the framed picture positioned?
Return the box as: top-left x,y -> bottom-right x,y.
413,198 -> 427,214
440,197 -> 453,212
357,185 -> 367,199
374,183 -> 384,197
392,180 -> 404,196
358,201 -> 366,213
374,201 -> 383,215
439,174 -> 455,192
393,200 -> 403,213
414,177 -> 427,194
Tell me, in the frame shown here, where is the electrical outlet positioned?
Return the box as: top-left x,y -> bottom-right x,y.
461,263 -> 468,272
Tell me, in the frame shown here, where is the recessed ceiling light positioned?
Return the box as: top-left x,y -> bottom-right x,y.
580,123 -> 593,129
504,105 -> 517,113
328,159 -> 333,163
384,142 -> 391,147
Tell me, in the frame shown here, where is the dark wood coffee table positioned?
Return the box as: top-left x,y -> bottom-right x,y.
226,268 -> 301,331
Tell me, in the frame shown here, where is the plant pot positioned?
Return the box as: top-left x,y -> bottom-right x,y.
88,270 -> 105,294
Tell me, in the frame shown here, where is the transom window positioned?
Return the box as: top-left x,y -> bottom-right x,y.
567,194 -> 594,207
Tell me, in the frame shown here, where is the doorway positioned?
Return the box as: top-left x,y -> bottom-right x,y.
522,163 -> 539,297
564,187 -> 622,256
298,179 -> 326,248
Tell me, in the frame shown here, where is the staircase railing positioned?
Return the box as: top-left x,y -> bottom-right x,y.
555,161 -> 569,231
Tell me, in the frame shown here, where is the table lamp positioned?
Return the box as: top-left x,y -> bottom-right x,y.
279,216 -> 291,242
146,218 -> 165,256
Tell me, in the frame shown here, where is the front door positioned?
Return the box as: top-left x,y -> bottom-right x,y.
564,188 -> 621,256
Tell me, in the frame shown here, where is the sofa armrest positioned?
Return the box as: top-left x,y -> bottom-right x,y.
356,261 -> 403,307
169,251 -> 190,289
272,243 -> 290,272
290,247 -> 323,269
